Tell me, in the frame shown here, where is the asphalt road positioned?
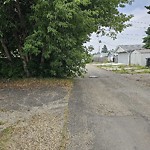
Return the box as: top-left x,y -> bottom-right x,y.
67,64 -> 150,150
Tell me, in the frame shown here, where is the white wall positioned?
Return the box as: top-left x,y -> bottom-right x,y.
108,55 -> 113,62
118,53 -> 129,65
141,53 -> 150,66
131,51 -> 141,65
131,51 -> 150,66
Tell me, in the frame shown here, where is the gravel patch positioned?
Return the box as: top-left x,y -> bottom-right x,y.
0,79 -> 72,150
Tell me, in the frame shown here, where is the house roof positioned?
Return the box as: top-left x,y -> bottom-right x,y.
116,44 -> 144,53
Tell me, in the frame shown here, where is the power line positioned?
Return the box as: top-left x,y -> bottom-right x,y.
117,36 -> 143,41
128,26 -> 148,29
128,21 -> 150,25
118,33 -> 146,37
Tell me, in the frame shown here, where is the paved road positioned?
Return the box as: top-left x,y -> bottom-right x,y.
67,64 -> 150,150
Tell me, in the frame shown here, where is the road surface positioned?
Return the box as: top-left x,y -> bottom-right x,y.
67,64 -> 150,150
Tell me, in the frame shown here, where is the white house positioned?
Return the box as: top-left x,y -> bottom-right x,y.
115,45 -> 143,65
131,49 -> 150,66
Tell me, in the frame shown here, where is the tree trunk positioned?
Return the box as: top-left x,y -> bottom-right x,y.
18,44 -> 30,77
0,38 -> 12,61
16,0 -> 24,27
15,0 -> 30,77
22,58 -> 30,77
40,48 -> 45,65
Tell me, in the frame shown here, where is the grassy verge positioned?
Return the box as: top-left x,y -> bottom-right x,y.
98,64 -> 150,74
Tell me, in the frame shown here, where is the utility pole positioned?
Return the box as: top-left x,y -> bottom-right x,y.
96,26 -> 102,62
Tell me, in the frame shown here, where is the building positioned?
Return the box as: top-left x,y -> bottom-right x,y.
115,45 -> 143,65
131,49 -> 150,66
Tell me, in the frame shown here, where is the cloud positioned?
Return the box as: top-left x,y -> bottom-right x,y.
129,7 -> 149,21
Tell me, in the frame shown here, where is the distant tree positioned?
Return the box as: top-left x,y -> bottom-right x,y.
146,6 -> 150,14
101,45 -> 108,53
143,6 -> 150,49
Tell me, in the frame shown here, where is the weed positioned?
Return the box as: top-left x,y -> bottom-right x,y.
114,69 -> 129,74
0,126 -> 14,150
98,64 -> 150,74
0,121 -> 5,126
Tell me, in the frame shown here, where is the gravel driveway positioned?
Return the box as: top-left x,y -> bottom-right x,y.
67,64 -> 150,150
0,79 -> 72,150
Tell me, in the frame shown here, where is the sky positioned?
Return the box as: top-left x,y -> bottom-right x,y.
85,0 -> 150,53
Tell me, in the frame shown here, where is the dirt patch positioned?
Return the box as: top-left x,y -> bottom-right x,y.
0,78 -> 72,150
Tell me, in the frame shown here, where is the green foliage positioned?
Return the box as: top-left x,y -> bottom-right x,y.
0,126 -> 14,150
0,0 -> 133,78
0,121 -> 5,125
143,27 -> 150,49
146,6 -> 150,14
101,45 -> 108,53
98,64 -> 150,74
0,58 -> 24,78
87,45 -> 94,52
143,6 -> 150,49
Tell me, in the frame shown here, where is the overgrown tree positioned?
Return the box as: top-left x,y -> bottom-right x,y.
0,0 -> 133,78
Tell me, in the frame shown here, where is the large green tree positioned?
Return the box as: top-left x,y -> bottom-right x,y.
143,6 -> 150,49
143,27 -> 150,49
0,0 -> 133,78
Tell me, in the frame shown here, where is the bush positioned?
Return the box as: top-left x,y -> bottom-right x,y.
0,58 -> 24,78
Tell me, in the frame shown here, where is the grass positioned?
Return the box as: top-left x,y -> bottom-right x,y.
113,68 -> 129,74
97,64 -> 150,74
0,109 -> 7,113
0,126 -> 14,150
0,121 -> 5,126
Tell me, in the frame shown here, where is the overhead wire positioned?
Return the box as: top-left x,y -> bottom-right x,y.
96,20 -> 149,49
128,21 -> 150,25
